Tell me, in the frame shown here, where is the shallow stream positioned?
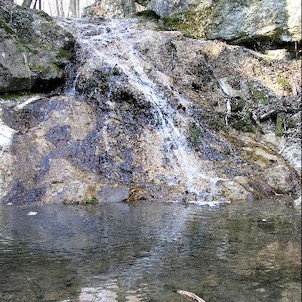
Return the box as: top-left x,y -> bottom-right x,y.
0,199 -> 300,301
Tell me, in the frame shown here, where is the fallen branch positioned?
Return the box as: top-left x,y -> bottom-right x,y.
14,96 -> 41,111
177,290 -> 207,302
259,109 -> 278,121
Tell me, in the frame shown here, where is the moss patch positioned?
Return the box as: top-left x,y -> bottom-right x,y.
188,123 -> 204,147
275,113 -> 283,137
249,86 -> 268,105
159,8 -> 212,38
277,75 -> 291,93
0,17 -> 15,35
30,63 -> 46,73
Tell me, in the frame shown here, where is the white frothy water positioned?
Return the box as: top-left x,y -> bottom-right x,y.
0,108 -> 18,157
65,18 -> 225,202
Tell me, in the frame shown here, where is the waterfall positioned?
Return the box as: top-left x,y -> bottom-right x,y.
61,18 -> 226,204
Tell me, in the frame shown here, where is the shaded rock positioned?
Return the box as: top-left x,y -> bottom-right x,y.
0,5 -> 74,93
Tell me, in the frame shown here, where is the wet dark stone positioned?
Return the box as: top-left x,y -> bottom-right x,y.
3,99 -> 67,132
46,125 -> 72,146
3,179 -> 45,204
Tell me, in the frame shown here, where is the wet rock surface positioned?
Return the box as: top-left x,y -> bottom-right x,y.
0,17 -> 300,205
0,5 -> 74,93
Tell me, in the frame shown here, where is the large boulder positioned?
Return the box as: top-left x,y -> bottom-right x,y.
0,5 -> 75,93
147,0 -> 301,44
84,0 -> 136,18
89,0 -> 301,45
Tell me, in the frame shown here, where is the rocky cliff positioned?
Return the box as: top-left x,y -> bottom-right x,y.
87,0 -> 301,57
0,13 -> 300,205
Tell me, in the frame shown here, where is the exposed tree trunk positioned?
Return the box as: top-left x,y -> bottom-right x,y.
22,0 -> 33,8
33,0 -> 41,9
47,0 -> 53,16
55,0 -> 59,16
58,0 -> 64,16
68,0 -> 80,17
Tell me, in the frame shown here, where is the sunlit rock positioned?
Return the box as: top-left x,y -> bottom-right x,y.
0,16 -> 300,205
147,0 -> 301,44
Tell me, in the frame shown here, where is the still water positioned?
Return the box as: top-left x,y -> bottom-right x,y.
0,199 -> 301,302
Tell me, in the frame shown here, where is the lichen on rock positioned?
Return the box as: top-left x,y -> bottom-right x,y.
0,5 -> 75,94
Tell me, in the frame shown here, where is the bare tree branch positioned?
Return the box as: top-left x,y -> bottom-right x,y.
177,290 -> 207,302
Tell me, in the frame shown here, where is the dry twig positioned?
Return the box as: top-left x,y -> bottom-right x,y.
177,290 -> 207,302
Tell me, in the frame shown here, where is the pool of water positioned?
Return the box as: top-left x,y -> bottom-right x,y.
0,199 -> 301,302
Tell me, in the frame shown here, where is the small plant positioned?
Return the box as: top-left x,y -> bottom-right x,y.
275,113 -> 283,137
277,76 -> 291,93
249,86 -> 268,105
189,123 -> 204,147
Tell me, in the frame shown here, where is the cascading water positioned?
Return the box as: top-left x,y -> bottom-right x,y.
61,17 -> 226,203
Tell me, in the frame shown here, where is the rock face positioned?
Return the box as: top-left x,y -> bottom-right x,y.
0,5 -> 74,93
0,17 -> 300,205
84,0 -> 136,17
85,0 -> 301,49
145,0 -> 301,44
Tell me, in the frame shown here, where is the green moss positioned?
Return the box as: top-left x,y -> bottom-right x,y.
49,63 -> 60,74
159,8 -> 212,38
277,76 -> 291,92
15,40 -> 31,52
56,48 -> 74,61
0,17 -> 15,35
231,97 -> 246,112
30,63 -> 46,73
249,86 -> 268,105
188,123 -> 204,147
204,113 -> 226,131
275,113 -> 283,137
232,115 -> 255,132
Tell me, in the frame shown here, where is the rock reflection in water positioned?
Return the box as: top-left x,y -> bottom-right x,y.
0,199 -> 300,302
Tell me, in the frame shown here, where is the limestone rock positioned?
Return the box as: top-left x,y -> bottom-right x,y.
264,165 -> 297,194
148,0 -> 301,43
0,6 -> 74,93
84,0 -> 136,17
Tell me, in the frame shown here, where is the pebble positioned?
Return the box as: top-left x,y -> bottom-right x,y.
27,211 -> 38,216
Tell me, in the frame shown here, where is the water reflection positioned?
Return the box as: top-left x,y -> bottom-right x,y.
0,200 -> 300,301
